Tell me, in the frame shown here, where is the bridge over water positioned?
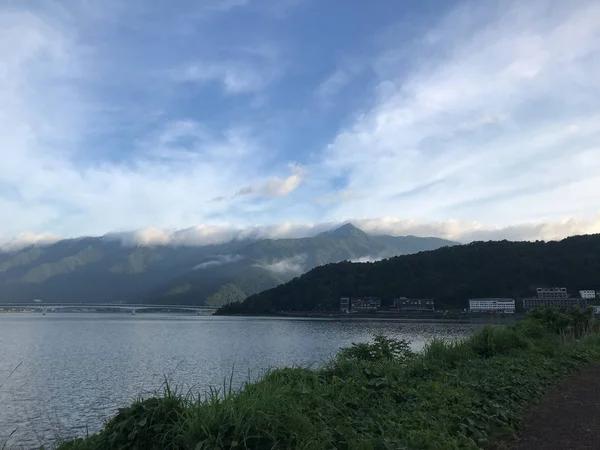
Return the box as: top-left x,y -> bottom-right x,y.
0,302 -> 218,315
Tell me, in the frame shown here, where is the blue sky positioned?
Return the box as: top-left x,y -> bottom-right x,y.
1,0 -> 600,247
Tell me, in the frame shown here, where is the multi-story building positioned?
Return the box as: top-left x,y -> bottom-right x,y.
536,287 -> 568,299
523,297 -> 587,310
340,297 -> 350,313
352,297 -> 381,311
391,297 -> 435,312
579,290 -> 597,299
523,287 -> 586,310
468,298 -> 515,313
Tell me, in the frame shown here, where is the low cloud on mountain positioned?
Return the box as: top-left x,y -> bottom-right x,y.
258,254 -> 307,275
350,255 -> 384,263
193,254 -> 243,270
4,215 -> 600,252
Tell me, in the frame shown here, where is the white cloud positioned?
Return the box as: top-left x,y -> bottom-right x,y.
353,215 -> 600,243
193,254 -> 243,270
259,254 -> 307,275
0,232 -> 63,252
235,163 -> 306,197
2,0 -> 600,247
320,0 -> 600,227
350,255 -> 383,263
0,4 -> 297,240
176,43 -> 283,94
90,215 -> 600,248
178,61 -> 277,94
317,69 -> 352,103
316,59 -> 362,103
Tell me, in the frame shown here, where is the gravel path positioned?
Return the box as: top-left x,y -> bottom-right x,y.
501,365 -> 600,449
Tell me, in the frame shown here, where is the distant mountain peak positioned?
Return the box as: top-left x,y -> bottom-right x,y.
322,223 -> 368,238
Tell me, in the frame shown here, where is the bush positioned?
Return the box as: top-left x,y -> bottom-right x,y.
526,307 -> 572,335
422,338 -> 472,369
514,318 -> 547,339
469,325 -> 530,358
337,334 -> 414,362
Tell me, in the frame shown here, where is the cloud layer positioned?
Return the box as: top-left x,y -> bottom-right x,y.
1,0 -> 599,245
258,254 -> 307,275
2,215 -> 600,251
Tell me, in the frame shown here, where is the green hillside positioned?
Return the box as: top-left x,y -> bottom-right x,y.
218,234 -> 600,314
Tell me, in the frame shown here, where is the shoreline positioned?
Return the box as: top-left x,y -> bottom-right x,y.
218,311 -> 523,324
57,308 -> 600,450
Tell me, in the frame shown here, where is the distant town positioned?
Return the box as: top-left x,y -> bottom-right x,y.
340,287 -> 600,315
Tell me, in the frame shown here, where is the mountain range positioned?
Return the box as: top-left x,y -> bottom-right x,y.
218,233 -> 600,314
0,224 -> 455,306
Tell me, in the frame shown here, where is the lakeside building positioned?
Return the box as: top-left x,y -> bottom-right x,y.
468,298 -> 515,313
351,297 -> 381,312
340,297 -> 350,313
523,287 -> 587,311
339,297 -> 381,312
523,297 -> 587,310
580,290 -> 597,299
391,297 -> 435,312
536,287 -> 568,299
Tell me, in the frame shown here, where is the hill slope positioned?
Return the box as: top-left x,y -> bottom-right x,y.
0,225 -> 455,306
143,224 -> 455,306
217,234 -> 600,314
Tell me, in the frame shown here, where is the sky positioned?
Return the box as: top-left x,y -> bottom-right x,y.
1,0 -> 600,247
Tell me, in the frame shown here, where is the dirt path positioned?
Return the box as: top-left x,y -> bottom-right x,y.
500,365 -> 600,449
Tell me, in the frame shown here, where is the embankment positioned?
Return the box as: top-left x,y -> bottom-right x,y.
58,307 -> 600,450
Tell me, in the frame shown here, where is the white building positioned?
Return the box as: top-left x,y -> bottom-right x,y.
469,298 -> 515,313
579,290 -> 596,299
352,297 -> 381,311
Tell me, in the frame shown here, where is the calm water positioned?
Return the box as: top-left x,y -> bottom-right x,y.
0,313 -> 477,448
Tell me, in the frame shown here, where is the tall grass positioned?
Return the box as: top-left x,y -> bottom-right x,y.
56,307 -> 600,450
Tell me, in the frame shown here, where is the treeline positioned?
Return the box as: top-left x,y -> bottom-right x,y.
217,234 -> 600,314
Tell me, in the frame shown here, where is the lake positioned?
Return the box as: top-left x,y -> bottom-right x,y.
0,313 -> 478,449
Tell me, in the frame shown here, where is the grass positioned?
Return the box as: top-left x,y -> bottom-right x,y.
55,307 -> 600,450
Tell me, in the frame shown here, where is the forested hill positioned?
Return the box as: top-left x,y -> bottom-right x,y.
217,234 -> 600,314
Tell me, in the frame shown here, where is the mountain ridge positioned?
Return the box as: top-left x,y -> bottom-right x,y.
0,225 -> 456,306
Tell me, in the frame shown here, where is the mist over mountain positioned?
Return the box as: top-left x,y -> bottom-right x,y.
0,224 -> 455,306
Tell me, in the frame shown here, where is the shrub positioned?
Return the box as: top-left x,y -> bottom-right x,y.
526,307 -> 572,335
514,318 -> 547,339
338,334 -> 414,362
422,338 -> 472,369
469,326 -> 530,358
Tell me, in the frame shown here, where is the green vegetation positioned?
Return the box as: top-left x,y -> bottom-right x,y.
219,233 -> 600,314
21,247 -> 104,283
109,248 -> 163,274
0,247 -> 43,273
165,283 -> 193,296
57,307 -> 600,449
205,283 -> 247,307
